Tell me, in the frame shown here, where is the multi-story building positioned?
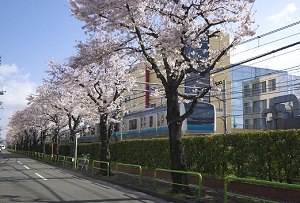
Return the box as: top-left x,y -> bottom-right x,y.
241,70 -> 300,130
243,73 -> 281,130
229,65 -> 283,131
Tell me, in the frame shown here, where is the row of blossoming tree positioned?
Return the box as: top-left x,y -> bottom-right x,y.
7,0 -> 256,193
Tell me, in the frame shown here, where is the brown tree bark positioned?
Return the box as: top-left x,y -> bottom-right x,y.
166,88 -> 190,194
99,113 -> 111,176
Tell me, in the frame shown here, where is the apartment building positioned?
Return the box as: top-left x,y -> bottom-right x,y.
241,71 -> 300,130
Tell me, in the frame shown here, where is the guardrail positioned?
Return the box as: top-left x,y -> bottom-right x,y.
154,168 -> 202,202
39,153 -> 44,159
65,156 -> 75,168
115,163 -> 142,186
57,155 -> 66,165
51,155 -> 57,163
224,176 -> 300,203
34,152 -> 39,158
43,154 -> 50,162
92,160 -> 110,176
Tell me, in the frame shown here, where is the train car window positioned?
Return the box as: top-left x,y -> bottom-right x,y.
114,123 -> 119,132
129,119 -> 137,130
161,113 -> 165,126
157,113 -> 161,127
149,116 -> 153,127
91,127 -> 96,135
140,117 -> 146,129
123,121 -> 126,131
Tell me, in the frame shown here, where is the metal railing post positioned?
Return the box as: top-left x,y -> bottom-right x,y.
115,163 -> 142,186
154,168 -> 202,202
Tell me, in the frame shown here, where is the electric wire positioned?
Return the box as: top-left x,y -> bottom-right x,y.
238,20 -> 300,45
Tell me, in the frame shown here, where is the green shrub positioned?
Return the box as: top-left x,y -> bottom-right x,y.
110,138 -> 170,169
57,129 -> 300,183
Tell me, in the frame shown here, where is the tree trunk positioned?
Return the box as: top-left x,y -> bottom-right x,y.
56,133 -> 60,155
32,132 -> 38,152
99,114 -> 111,176
24,136 -> 29,151
41,131 -> 46,154
29,139 -> 32,152
69,130 -> 76,157
166,89 -> 190,194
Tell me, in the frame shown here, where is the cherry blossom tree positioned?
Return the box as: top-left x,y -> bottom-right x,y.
21,105 -> 42,152
63,37 -> 135,171
69,0 -> 256,192
44,63 -> 94,156
6,105 -> 41,151
7,109 -> 28,150
28,63 -> 95,157
27,84 -> 66,155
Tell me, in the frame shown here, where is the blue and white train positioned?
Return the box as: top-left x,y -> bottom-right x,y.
112,101 -> 216,140
58,102 -> 215,143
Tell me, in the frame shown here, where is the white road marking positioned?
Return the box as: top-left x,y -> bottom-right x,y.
17,161 -> 22,164
24,165 -> 30,169
35,173 -> 48,180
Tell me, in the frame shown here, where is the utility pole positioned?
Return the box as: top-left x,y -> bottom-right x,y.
222,80 -> 227,134
210,80 -> 227,134
0,67 -> 3,142
0,55 -> 4,96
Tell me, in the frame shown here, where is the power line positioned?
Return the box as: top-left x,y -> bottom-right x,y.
238,20 -> 300,45
234,32 -> 300,56
211,40 -> 300,75
248,47 -> 300,67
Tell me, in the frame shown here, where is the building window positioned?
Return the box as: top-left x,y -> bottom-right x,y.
244,119 -> 252,129
268,79 -> 276,91
243,85 -> 251,97
253,101 -> 261,113
244,102 -> 252,114
261,81 -> 266,93
253,118 -> 262,129
252,83 -> 260,95
261,100 -> 267,110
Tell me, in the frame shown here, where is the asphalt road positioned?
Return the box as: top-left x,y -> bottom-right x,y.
0,150 -> 169,203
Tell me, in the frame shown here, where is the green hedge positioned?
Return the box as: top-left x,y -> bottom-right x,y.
110,138 -> 170,169
58,130 -> 300,183
184,130 -> 300,183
